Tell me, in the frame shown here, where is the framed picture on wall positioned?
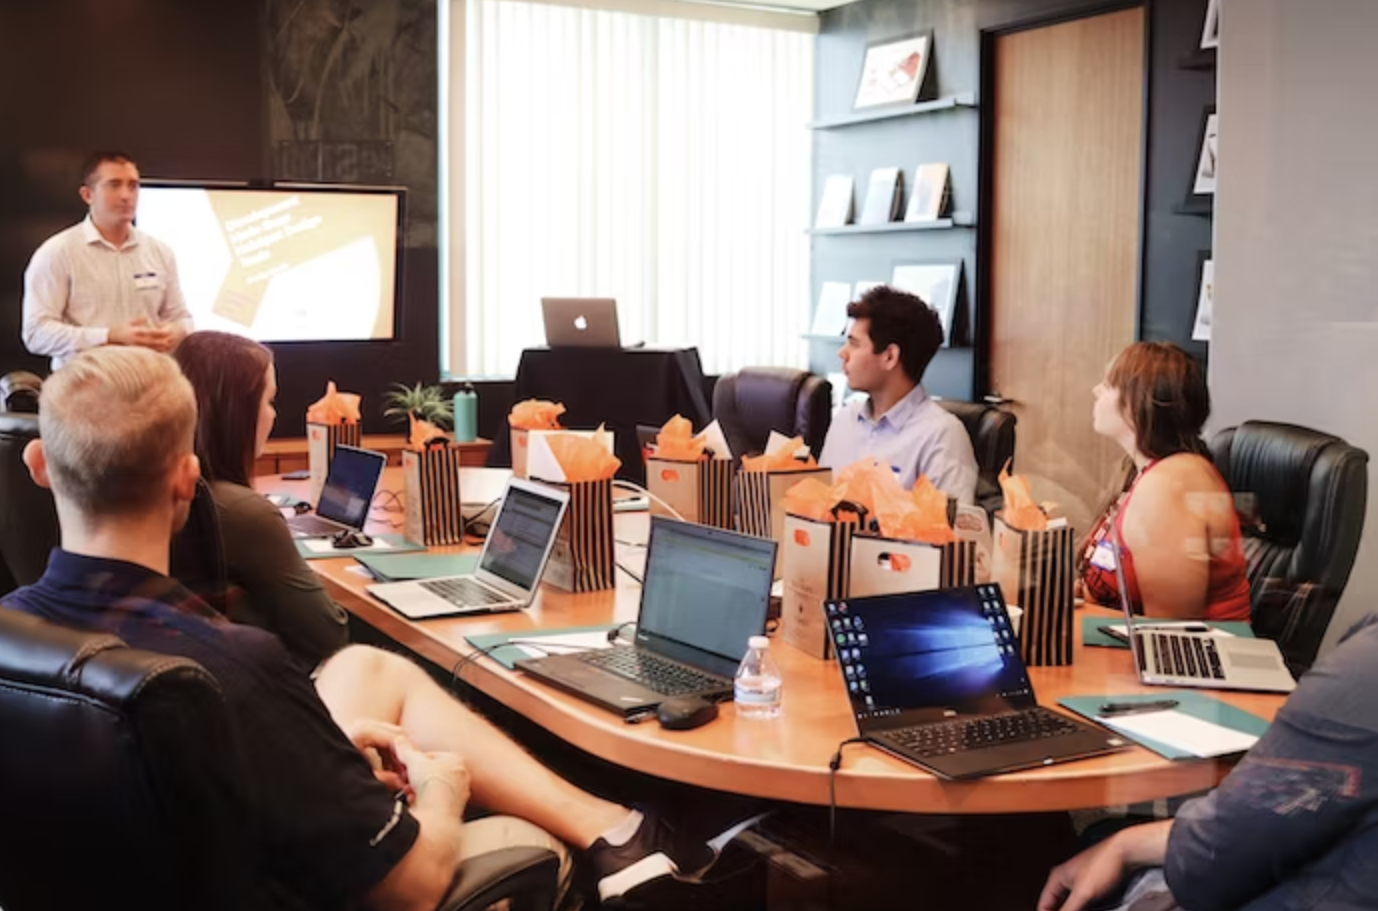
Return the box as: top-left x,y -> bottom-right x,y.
891,261 -> 961,346
1186,105 -> 1218,205
1192,252 -> 1214,342
1201,0 -> 1220,50
853,32 -> 932,109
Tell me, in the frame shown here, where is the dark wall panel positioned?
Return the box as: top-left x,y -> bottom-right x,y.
1141,0 -> 1214,356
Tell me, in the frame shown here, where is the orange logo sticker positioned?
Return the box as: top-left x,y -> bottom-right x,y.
879,552 -> 911,573
794,529 -> 811,546
661,469 -> 680,482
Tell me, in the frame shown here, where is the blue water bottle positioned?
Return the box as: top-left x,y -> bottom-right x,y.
453,383 -> 478,443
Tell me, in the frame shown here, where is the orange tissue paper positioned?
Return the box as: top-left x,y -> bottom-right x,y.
306,381 -> 361,425
509,399 -> 565,431
999,464 -> 1048,531
544,430 -> 621,482
407,414 -> 448,452
655,415 -> 705,462
741,437 -> 818,473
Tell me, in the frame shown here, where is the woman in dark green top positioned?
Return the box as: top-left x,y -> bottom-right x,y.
173,331 -> 347,666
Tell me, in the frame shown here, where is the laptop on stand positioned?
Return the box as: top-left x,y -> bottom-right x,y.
829,586 -> 1127,780
1108,524 -> 1295,693
367,479 -> 570,619
286,445 -> 387,538
517,518 -> 777,717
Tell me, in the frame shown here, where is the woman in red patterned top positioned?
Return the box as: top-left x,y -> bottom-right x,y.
1078,342 -> 1251,622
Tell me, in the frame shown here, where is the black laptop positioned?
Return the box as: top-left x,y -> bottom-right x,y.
286,445 -> 387,538
829,585 -> 1128,780
516,517 -> 777,717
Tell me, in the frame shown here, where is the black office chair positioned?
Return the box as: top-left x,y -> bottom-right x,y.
935,400 -> 1017,515
0,607 -> 562,911
712,367 -> 832,461
0,413 -> 58,590
1210,421 -> 1369,673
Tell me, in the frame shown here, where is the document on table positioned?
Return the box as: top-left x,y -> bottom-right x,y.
1096,710 -> 1259,758
510,632 -> 614,658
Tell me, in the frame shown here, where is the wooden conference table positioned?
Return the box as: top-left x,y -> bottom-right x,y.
262,467 -> 1285,816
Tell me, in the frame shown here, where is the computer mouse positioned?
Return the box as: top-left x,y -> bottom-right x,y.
331,530 -> 373,549
656,696 -> 719,731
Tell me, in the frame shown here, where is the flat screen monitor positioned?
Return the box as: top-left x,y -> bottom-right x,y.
136,183 -> 405,343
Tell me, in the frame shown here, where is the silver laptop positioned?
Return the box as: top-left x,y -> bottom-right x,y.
367,479 -> 570,619
541,297 -> 622,348
1110,524 -> 1295,693
286,445 -> 386,538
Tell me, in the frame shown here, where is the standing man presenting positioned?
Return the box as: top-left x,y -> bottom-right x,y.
22,151 -> 192,369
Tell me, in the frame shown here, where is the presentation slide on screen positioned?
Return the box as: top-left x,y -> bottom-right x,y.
136,187 -> 399,342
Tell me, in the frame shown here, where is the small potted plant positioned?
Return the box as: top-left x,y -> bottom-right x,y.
383,382 -> 454,430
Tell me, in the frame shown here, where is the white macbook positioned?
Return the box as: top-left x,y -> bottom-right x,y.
541,297 -> 622,348
1109,525 -> 1295,693
368,479 -> 569,619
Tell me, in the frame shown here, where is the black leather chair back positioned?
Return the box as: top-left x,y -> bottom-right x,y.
935,400 -> 1017,513
0,371 -> 42,414
0,607 -> 249,911
1211,421 -> 1369,671
0,413 -> 59,590
712,367 -> 832,461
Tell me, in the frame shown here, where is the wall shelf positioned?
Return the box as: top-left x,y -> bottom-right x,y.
807,212 -> 976,235
1177,50 -> 1217,71
809,93 -> 978,130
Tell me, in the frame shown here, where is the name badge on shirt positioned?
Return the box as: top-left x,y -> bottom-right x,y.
1090,541 -> 1118,571
133,272 -> 162,291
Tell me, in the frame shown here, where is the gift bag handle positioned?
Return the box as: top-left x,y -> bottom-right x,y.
831,500 -> 873,531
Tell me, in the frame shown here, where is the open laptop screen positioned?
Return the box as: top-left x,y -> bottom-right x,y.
479,484 -> 566,590
316,446 -> 385,528
637,518 -> 776,664
828,586 -> 1034,723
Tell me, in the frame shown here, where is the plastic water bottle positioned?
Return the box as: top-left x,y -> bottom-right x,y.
452,383 -> 478,443
734,636 -> 783,719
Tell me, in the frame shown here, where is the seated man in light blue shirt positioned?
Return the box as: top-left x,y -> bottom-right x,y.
819,286 -> 978,503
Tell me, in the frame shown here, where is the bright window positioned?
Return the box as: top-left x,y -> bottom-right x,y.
453,0 -> 815,376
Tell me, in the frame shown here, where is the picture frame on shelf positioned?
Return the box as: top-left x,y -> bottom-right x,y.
810,282 -> 853,336
853,32 -> 932,110
904,163 -> 950,223
1192,252 -> 1214,342
890,261 -> 962,346
1186,105 -> 1218,206
1201,0 -> 1219,50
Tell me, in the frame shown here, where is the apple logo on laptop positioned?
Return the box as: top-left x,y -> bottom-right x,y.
574,315 -> 588,331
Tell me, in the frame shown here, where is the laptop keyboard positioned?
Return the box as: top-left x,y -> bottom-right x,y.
420,577 -> 513,608
884,708 -> 1083,758
576,648 -> 728,697
1148,633 -> 1226,680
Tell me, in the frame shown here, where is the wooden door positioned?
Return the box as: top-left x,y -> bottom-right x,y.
989,7 -> 1144,533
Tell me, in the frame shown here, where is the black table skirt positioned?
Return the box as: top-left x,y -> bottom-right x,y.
489,347 -> 712,486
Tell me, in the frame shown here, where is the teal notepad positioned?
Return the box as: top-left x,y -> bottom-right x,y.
1082,616 -> 1254,649
293,533 -> 425,560
1059,690 -> 1270,760
355,552 -> 479,582
464,624 -> 620,671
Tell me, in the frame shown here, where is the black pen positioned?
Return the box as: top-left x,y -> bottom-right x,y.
1098,699 -> 1179,717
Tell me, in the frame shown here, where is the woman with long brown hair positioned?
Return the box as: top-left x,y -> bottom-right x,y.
173,331 -> 347,665
1080,341 -> 1250,621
